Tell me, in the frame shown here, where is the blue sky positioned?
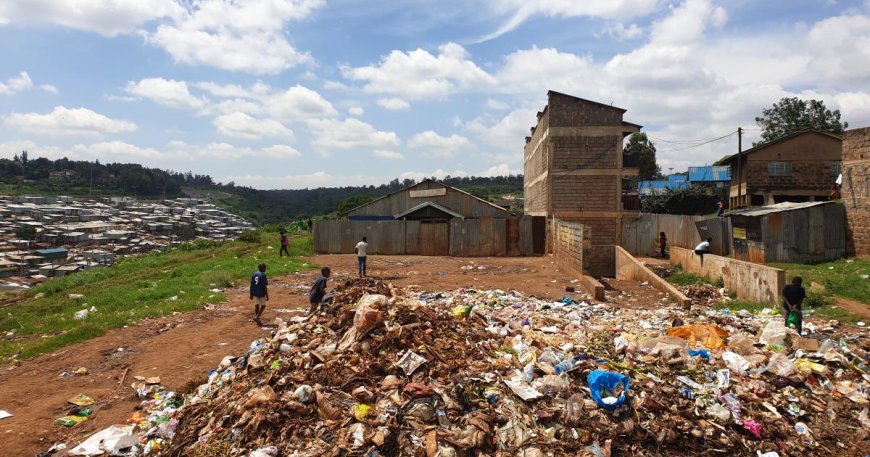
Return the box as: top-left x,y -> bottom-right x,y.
1,0 -> 868,189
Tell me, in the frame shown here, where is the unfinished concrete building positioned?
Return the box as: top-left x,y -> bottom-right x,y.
524,91 -> 641,276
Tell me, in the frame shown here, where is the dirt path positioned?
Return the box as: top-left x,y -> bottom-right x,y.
2,254 -> 622,455
833,296 -> 870,320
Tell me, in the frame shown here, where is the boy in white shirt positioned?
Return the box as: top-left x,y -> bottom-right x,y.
355,237 -> 368,277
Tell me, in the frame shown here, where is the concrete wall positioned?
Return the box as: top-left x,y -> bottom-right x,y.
553,220 -> 586,279
670,246 -> 785,305
615,246 -> 690,308
842,127 -> 870,257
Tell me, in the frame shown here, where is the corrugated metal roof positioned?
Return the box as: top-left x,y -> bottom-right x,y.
688,166 -> 731,182
724,201 -> 834,217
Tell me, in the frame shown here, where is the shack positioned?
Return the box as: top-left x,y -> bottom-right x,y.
726,201 -> 845,264
317,180 -> 544,256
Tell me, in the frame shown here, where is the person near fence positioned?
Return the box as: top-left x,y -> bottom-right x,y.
356,237 -> 369,277
307,217 -> 313,232
249,263 -> 268,325
659,232 -> 668,259
782,276 -> 806,334
716,200 -> 725,217
309,266 -> 331,313
279,231 -> 289,256
694,237 -> 712,263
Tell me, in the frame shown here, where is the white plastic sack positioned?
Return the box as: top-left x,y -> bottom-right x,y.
68,425 -> 135,456
723,351 -> 750,374
758,320 -> 787,346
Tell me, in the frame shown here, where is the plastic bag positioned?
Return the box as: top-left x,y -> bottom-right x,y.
723,351 -> 750,374
786,311 -> 800,330
587,370 -> 629,410
666,324 -> 729,350
758,320 -> 787,346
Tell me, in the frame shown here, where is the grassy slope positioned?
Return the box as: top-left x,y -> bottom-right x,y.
0,232 -> 314,362
769,258 -> 870,305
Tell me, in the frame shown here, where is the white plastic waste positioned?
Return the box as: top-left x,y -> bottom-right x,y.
68,425 -> 136,456
723,351 -> 751,374
73,309 -> 89,320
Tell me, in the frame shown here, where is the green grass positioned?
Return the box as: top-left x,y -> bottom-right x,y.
0,231 -> 314,362
714,293 -> 861,324
769,258 -> 870,305
667,270 -> 714,287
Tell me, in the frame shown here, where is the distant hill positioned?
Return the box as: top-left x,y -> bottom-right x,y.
0,153 -> 523,225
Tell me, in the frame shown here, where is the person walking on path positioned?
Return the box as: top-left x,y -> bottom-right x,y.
250,263 -> 268,325
356,236 -> 369,277
782,276 -> 806,334
659,232 -> 668,259
309,266 -> 331,313
279,231 -> 289,256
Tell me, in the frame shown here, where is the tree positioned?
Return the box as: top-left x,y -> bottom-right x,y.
755,97 -> 848,145
641,187 -> 720,215
624,133 -> 661,180
15,225 -> 37,241
337,194 -> 375,215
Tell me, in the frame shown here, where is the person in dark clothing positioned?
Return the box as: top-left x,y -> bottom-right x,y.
716,200 -> 725,217
307,217 -> 313,232
250,263 -> 268,325
309,266 -> 331,313
659,232 -> 668,259
279,231 -> 289,256
782,276 -> 806,334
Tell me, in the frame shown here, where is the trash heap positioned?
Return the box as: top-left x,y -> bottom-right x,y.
151,278 -> 869,456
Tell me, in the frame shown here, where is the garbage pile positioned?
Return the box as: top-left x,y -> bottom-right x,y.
68,278 -> 869,456
158,278 -> 869,456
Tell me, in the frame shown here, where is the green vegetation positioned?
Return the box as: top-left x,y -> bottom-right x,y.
640,186 -> 721,215
667,270 -> 713,286
0,231 -> 314,362
769,258 -> 870,305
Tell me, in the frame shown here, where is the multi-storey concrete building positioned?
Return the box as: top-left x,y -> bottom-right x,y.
842,127 -> 870,257
523,91 -> 641,276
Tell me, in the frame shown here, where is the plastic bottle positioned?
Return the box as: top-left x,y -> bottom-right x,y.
555,355 -> 583,375
436,409 -> 450,427
565,393 -> 583,425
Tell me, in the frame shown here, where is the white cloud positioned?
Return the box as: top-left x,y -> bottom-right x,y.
194,81 -> 251,98
145,0 -> 324,74
262,145 -> 302,158
377,97 -> 411,110
485,99 -> 510,110
4,106 -> 138,136
496,46 -> 595,96
73,141 -> 165,159
39,84 -> 59,94
212,112 -> 294,140
342,42 -> 496,100
348,106 -> 365,116
0,71 -> 34,95
408,130 -> 472,158
806,13 -> 870,86
197,98 -> 262,117
307,118 -> 400,151
481,0 -> 659,41
125,77 -> 206,109
0,0 -> 182,36
373,150 -> 404,160
465,108 -> 536,151
601,22 -> 643,40
398,169 -> 469,183
481,164 -> 517,177
264,85 -> 338,120
220,171 -> 387,189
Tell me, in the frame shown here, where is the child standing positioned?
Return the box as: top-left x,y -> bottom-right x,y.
659,232 -> 668,259
309,266 -> 331,313
279,231 -> 289,256
782,276 -> 806,334
250,263 -> 268,325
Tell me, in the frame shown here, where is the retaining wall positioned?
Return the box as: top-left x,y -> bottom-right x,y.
615,246 -> 690,308
669,246 -> 785,305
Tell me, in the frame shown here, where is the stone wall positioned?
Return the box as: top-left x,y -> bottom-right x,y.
745,160 -> 839,193
670,247 -> 785,305
842,127 -> 870,257
551,176 -> 617,212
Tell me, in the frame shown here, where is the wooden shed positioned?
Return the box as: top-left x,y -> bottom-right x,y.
727,201 -> 845,264
346,179 -> 510,220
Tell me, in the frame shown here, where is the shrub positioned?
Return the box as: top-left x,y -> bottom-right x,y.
200,270 -> 234,288
804,290 -> 834,308
238,230 -> 260,243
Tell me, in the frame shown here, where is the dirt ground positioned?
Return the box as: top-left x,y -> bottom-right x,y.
0,254 -> 624,455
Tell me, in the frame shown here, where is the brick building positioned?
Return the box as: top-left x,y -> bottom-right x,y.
523,91 -> 641,276
842,127 -> 870,257
721,129 -> 842,208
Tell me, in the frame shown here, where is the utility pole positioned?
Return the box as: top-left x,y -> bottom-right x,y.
736,127 -> 743,207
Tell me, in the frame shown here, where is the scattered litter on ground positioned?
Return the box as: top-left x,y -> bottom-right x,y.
0,410 -> 12,420
45,278 -> 870,455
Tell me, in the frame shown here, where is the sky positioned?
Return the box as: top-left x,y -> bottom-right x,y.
0,0 -> 869,189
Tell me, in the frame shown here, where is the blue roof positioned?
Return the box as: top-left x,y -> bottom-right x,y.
668,174 -> 688,183
36,248 -> 68,256
688,166 -> 731,182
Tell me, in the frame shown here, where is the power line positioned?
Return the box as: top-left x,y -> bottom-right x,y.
655,131 -> 739,153
648,132 -> 737,145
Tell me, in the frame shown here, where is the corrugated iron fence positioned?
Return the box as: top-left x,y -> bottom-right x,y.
314,217 -> 543,256
621,214 -> 710,257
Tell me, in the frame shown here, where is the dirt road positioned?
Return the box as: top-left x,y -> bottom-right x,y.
0,254 -> 603,455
